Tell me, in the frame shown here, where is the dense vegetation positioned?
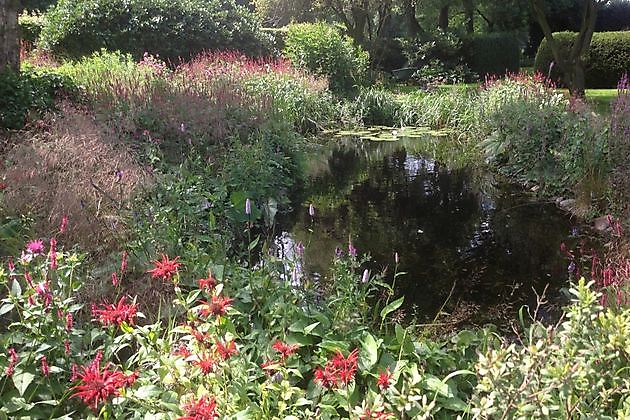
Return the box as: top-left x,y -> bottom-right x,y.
1,0 -> 629,418
535,31 -> 630,88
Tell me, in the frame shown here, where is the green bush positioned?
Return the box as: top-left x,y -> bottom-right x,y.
535,31 -> 630,88
0,66 -> 74,130
40,0 -> 271,62
464,32 -> 520,77
284,22 -> 369,93
472,279 -> 630,418
19,11 -> 47,44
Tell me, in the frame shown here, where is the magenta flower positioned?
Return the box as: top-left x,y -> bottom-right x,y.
26,240 -> 45,255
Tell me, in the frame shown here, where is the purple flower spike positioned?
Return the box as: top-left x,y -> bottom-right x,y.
361,269 -> 369,284
308,204 -> 315,217
335,247 -> 343,258
245,198 -> 252,215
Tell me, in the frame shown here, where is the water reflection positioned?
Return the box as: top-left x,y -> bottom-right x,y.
280,138 -> 574,329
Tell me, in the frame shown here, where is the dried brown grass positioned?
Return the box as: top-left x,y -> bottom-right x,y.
1,103 -> 150,257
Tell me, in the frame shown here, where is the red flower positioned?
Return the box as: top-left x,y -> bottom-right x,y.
314,349 -> 359,389
147,254 -> 181,282
214,340 -> 237,360
71,351 -> 137,411
120,251 -> 128,274
111,272 -> 119,287
198,274 -> 217,291
359,408 -> 395,419
272,340 -> 299,361
92,296 -> 138,327
332,349 -> 359,385
179,395 -> 218,420
40,356 -> 50,376
173,343 -> 192,358
188,325 -> 212,345
314,365 -> 338,389
59,215 -> 69,234
199,295 -> 233,318
194,353 -> 216,374
64,340 -> 71,355
66,312 -> 74,331
377,368 -> 393,391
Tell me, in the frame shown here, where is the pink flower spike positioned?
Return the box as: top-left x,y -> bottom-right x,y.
59,215 -> 69,234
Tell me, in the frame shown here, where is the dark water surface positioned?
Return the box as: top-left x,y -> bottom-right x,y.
280,137 -> 576,329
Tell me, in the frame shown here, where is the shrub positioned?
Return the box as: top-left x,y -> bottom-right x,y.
18,11 -> 46,44
610,74 -> 630,219
0,66 -> 73,130
478,73 -> 609,198
472,279 -> 630,418
464,32 -> 520,77
40,0 -> 271,62
284,22 -> 369,93
535,31 -> 630,88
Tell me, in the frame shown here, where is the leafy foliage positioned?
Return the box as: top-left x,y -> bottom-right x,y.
535,31 -> 630,88
39,0 -> 271,62
0,66 -> 74,131
284,22 -> 369,93
464,32 -> 520,77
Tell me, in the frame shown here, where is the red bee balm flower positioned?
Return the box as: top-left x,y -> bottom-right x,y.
199,295 -> 234,317
179,395 -> 218,420
314,349 -> 359,389
377,368 -> 393,391
214,340 -> 238,360
272,340 -> 299,360
198,274 -> 217,291
147,254 -> 181,282
92,296 -> 138,327
71,351 -> 138,411
194,353 -> 217,374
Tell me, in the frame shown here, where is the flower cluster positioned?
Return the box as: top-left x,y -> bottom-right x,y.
314,349 -> 359,389
147,254 -> 181,282
91,296 -> 138,327
71,351 -> 138,411
179,395 -> 218,420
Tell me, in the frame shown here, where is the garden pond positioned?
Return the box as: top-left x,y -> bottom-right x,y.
278,129 -> 581,331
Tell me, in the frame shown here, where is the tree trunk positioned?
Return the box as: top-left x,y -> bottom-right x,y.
438,5 -> 449,31
0,0 -> 20,72
403,0 -> 425,37
463,0 -> 474,34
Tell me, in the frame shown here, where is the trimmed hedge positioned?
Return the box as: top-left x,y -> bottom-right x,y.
465,32 -> 520,77
535,31 -> 630,88
40,0 -> 271,62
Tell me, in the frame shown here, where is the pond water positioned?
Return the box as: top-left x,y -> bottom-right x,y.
279,135 -> 578,331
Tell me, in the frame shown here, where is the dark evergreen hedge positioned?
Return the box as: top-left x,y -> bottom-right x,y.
535,31 -> 630,88
464,32 -> 521,77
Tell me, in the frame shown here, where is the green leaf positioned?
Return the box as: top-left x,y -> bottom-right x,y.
10,279 -> 21,298
134,385 -> 162,399
12,371 -> 35,397
303,321 -> 321,335
0,303 -> 15,316
359,333 -> 379,371
380,296 -> 404,320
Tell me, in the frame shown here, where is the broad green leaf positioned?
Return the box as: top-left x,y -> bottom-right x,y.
359,333 -> 379,371
134,385 -> 162,399
10,279 -> 21,298
303,321 -> 321,335
12,371 -> 35,397
0,303 -> 14,316
380,296 -> 404,319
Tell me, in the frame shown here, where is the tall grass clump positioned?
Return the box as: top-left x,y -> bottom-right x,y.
398,88 -> 479,131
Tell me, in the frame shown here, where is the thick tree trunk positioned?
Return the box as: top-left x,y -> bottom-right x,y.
438,6 -> 449,31
0,0 -> 20,72
463,0 -> 474,34
403,0 -> 425,37
530,0 -> 601,97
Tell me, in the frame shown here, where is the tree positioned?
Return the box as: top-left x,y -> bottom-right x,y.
530,0 -> 609,96
0,0 -> 20,72
319,0 -> 393,48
